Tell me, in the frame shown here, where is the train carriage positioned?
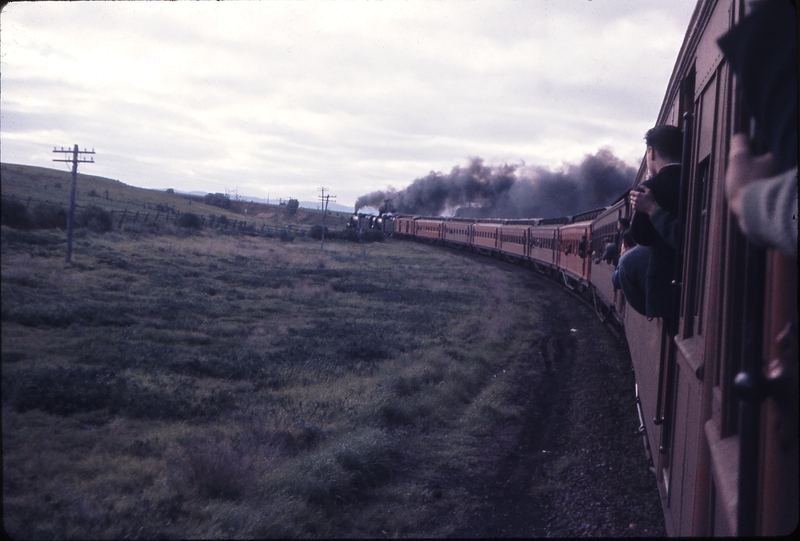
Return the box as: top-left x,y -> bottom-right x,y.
414,218 -> 445,240
443,218 -> 474,247
472,222 -> 500,252
395,215 -> 416,237
589,201 -> 627,312
528,224 -> 560,271
556,221 -> 592,285
497,224 -> 529,260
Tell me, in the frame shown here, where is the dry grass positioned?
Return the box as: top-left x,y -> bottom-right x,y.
2,221 -> 557,538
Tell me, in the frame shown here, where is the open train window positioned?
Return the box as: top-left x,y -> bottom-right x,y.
683,157 -> 712,338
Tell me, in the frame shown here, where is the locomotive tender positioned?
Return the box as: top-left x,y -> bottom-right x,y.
356,0 -> 798,535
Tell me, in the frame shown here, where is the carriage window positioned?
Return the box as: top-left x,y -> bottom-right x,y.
683,157 -> 711,338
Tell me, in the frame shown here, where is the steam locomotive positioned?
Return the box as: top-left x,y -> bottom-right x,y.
351,0 -> 798,535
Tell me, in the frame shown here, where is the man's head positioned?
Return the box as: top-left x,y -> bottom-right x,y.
621,229 -> 636,250
618,217 -> 630,231
644,125 -> 683,175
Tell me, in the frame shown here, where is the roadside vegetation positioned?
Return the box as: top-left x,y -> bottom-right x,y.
2,209 -> 563,538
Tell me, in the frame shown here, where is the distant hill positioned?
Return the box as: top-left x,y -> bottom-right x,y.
0,163 -> 350,228
299,200 -> 354,213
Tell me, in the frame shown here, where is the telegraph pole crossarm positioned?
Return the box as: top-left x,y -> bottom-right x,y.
53,144 -> 96,263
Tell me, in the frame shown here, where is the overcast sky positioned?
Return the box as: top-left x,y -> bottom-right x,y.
1,0 -> 698,209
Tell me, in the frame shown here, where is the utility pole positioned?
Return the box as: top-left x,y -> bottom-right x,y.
53,144 -> 95,263
318,186 -> 336,249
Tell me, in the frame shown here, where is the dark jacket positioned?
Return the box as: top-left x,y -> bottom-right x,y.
630,164 -> 681,318
600,242 -> 618,264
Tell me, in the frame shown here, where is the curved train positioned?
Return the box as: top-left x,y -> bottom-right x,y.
350,0 -> 798,536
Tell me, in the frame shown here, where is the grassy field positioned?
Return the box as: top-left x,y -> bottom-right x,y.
0,163 -> 351,230
0,214 -> 576,538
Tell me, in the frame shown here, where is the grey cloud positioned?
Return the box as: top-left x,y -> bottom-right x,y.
1,1 -> 696,207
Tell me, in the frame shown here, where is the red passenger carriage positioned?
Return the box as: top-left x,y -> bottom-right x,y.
556,221 -> 591,285
443,218 -> 473,247
471,222 -> 500,253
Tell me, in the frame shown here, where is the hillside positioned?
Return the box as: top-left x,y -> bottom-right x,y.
0,163 -> 350,229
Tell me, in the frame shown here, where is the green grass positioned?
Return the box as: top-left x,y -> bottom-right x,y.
2,218 -> 561,538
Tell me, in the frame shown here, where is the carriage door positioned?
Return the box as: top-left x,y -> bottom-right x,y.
661,4 -> 731,530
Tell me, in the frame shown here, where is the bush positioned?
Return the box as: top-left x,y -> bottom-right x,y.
279,228 -> 294,242
285,198 -> 299,216
173,436 -> 252,499
309,225 -> 328,240
341,228 -> 360,242
4,365 -> 127,416
203,193 -> 231,209
32,203 -> 67,230
1,198 -> 34,230
78,204 -> 112,233
359,230 -> 385,243
177,212 -> 202,229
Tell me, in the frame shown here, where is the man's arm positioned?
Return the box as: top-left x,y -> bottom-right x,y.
725,133 -> 797,258
738,168 -> 798,258
649,208 -> 681,252
630,186 -> 680,251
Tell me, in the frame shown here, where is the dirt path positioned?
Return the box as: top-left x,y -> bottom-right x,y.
451,287 -> 666,538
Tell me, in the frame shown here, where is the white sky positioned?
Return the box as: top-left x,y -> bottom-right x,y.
1,0 -> 698,208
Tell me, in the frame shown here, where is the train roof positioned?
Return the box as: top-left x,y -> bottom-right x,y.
570,207 -> 608,223
538,216 -> 571,225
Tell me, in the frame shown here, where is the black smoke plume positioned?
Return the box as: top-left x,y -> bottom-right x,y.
354,148 -> 636,219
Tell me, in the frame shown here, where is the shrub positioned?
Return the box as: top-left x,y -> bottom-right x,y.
1,198 -> 34,230
203,193 -> 231,209
285,198 -> 299,216
341,228 -> 360,242
177,212 -> 202,229
173,436 -> 252,499
309,224 -> 327,240
3,365 -> 126,416
360,229 -> 385,243
32,203 -> 67,230
88,189 -> 98,197
78,204 -> 112,233
279,228 -> 294,242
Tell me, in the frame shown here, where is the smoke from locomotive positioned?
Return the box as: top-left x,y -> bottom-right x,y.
354,148 -> 636,218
